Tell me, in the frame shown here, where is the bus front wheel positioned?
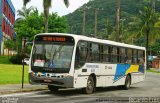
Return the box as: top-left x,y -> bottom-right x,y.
48,85 -> 59,92
82,76 -> 95,94
123,75 -> 131,90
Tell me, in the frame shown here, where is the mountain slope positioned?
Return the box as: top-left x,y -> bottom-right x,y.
66,0 -> 160,37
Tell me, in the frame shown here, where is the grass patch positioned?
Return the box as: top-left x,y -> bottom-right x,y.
0,56 -> 12,64
0,64 -> 29,84
147,69 -> 160,74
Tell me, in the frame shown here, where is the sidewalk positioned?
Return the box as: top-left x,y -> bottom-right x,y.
150,68 -> 160,72
0,84 -> 47,95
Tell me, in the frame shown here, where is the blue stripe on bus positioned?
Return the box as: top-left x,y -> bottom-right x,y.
139,65 -> 145,73
114,64 -> 130,81
114,64 -> 144,82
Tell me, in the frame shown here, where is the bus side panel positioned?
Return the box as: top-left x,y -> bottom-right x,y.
112,64 -> 145,86
73,63 -> 145,88
112,77 -> 126,86
73,63 -> 117,88
73,69 -> 88,88
96,64 -> 117,87
131,73 -> 145,84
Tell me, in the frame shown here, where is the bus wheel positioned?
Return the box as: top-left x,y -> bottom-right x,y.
83,76 -> 95,94
123,75 -> 131,90
48,85 -> 59,92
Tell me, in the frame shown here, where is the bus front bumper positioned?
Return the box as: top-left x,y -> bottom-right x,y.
29,73 -> 74,88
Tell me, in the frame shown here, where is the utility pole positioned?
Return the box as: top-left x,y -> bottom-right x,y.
106,18 -> 109,36
146,29 -> 149,70
22,37 -> 27,89
82,9 -> 86,35
94,8 -> 98,37
116,0 -> 120,42
152,0 -> 160,13
152,0 -> 156,13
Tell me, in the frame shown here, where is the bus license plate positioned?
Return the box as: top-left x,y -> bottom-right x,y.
44,79 -> 52,83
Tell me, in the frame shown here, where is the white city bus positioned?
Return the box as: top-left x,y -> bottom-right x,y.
29,33 -> 146,94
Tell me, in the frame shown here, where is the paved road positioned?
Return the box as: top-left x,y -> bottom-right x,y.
0,72 -> 160,103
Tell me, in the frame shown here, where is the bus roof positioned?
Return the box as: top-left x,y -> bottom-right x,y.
36,33 -> 146,50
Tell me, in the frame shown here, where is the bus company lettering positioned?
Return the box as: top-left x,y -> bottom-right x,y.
86,65 -> 99,69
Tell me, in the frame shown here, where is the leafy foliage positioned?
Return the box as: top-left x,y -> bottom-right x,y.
66,0 -> 160,55
4,39 -> 16,56
14,7 -> 68,59
4,39 -> 15,50
66,0 -> 149,35
48,13 -> 68,33
66,0 -> 160,36
9,54 -> 23,64
23,0 -> 69,32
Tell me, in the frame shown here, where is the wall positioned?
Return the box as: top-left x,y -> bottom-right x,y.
0,0 -> 15,55
0,0 -> 2,55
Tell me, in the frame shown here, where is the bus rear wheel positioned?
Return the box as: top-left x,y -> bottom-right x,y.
82,76 -> 95,94
123,75 -> 131,90
48,85 -> 59,92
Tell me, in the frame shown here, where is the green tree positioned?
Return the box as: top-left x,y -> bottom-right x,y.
4,39 -> 16,57
23,0 -> 69,33
48,13 -> 68,33
15,8 -> 44,53
125,2 -> 160,69
17,6 -> 34,21
138,6 -> 159,53
15,7 -> 68,53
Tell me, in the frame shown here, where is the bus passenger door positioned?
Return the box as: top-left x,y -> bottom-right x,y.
74,41 -> 88,88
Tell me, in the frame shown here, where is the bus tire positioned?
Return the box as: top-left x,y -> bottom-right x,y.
82,76 -> 95,94
123,75 -> 131,90
48,85 -> 59,92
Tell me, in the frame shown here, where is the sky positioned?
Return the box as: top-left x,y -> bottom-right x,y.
11,0 -> 89,18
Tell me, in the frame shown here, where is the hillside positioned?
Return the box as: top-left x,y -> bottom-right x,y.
66,0 -> 160,37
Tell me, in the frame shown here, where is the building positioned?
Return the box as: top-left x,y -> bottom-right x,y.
152,57 -> 160,69
0,0 -> 15,55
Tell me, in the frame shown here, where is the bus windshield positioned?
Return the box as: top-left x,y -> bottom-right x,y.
31,43 -> 74,73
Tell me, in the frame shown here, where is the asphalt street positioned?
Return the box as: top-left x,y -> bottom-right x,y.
0,72 -> 160,103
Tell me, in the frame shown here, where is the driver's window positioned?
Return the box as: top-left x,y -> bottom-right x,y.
75,41 -> 88,69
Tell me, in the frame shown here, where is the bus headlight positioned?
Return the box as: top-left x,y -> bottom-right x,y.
31,72 -> 35,76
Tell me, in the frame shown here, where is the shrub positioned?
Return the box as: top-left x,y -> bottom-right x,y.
10,54 -> 23,64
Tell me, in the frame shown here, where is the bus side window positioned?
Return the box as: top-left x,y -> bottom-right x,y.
138,50 -> 144,65
111,46 -> 118,63
102,45 -> 109,62
119,47 -> 126,63
90,43 -> 100,62
133,49 -> 138,64
127,48 -> 133,64
75,41 -> 88,68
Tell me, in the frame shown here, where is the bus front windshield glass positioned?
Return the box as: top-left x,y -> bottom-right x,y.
32,43 -> 74,69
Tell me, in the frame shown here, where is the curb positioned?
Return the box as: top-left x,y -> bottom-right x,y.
150,68 -> 160,72
0,88 -> 47,95
0,84 -> 47,95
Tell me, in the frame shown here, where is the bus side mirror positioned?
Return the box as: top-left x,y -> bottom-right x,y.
26,42 -> 33,46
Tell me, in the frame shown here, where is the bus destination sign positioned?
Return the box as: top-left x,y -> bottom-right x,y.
35,35 -> 74,43
42,37 -> 66,42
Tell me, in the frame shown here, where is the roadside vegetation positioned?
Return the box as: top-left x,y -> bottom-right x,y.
147,69 -> 160,74
0,56 -> 12,64
67,0 -> 160,56
0,56 -> 28,85
3,7 -> 69,65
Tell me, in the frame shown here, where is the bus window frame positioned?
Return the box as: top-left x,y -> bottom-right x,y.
75,40 -> 89,69
74,40 -> 146,67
